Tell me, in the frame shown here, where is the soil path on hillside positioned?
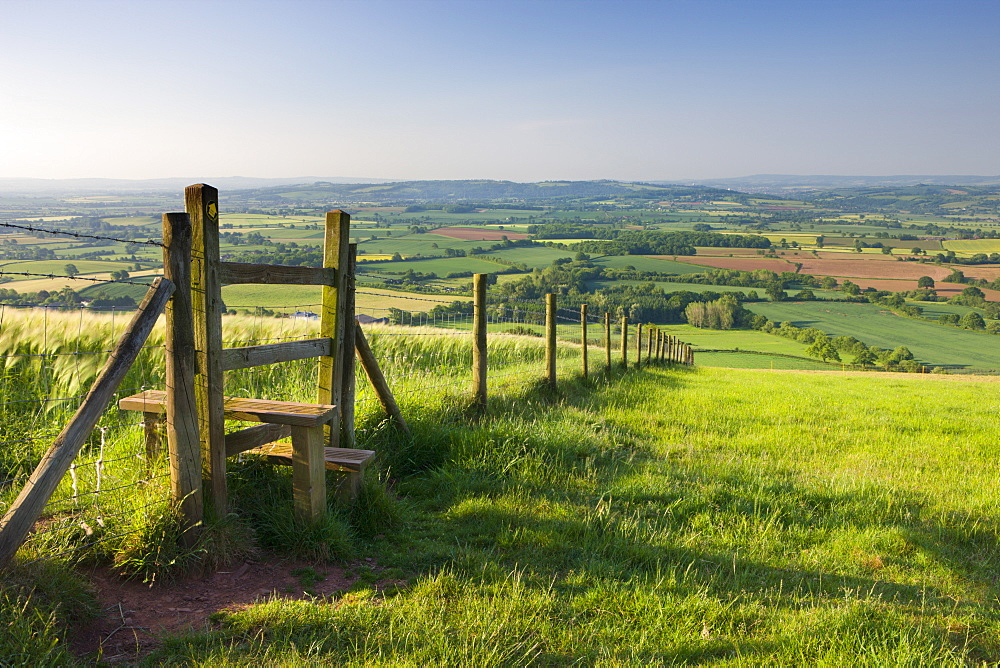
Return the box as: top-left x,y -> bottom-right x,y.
71,556 -> 398,664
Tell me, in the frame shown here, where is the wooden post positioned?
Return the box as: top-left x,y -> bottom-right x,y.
318,210 -> 351,447
620,316 -> 628,368
340,245 -> 358,448
355,323 -> 409,433
604,312 -> 611,373
186,184 -> 227,519
647,325 -> 654,363
545,293 -> 557,389
472,273 -> 487,408
580,303 -> 588,378
635,323 -> 643,370
163,212 -> 202,543
655,329 -> 662,363
0,279 -> 174,566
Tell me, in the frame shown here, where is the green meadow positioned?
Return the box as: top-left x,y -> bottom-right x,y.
748,301 -> 1000,370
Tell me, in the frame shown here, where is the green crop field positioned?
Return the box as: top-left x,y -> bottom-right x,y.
358,256 -> 504,275
591,255 -> 709,273
748,300 -> 1000,369
487,245 -> 580,268
357,235 -> 473,256
944,239 -> 1000,254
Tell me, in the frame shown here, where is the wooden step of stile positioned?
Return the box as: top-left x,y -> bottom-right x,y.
245,442 -> 376,473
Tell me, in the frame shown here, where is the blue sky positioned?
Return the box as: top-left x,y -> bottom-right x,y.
1,0 -> 997,181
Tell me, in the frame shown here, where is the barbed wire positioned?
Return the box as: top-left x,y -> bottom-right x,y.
0,221 -> 164,247
0,271 -> 158,288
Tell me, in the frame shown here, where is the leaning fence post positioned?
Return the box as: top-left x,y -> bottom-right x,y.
0,279 -> 175,566
163,212 -> 202,544
580,303 -> 588,378
647,325 -> 655,363
546,293 -> 557,389
472,273 -> 487,409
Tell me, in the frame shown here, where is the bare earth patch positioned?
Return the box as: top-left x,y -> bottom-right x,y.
71,556 -> 393,663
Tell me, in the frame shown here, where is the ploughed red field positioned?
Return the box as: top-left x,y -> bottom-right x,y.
431,227 -> 528,241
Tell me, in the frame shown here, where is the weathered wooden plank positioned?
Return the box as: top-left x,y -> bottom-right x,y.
245,442 -> 375,473
0,278 -> 174,566
219,262 -> 334,286
221,338 -> 332,371
120,390 -> 336,427
162,212 -> 202,541
188,183 -> 227,518
224,423 -> 291,457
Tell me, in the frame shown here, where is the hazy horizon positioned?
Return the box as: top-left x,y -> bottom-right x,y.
2,0 -> 997,182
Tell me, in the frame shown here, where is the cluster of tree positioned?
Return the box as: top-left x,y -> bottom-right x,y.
0,244 -> 57,261
0,286 -> 136,310
684,295 -> 753,330
223,244 -> 324,267
573,230 -> 770,256
748,316 -> 926,370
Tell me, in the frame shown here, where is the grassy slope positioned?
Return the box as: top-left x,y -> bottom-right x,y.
144,366 -> 1000,665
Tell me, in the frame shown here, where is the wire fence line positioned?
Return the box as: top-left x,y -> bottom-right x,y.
0,220 -> 164,247
0,272 -> 172,567
0,260 -> 692,567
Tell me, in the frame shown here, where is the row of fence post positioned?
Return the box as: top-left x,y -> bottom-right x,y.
468,276 -> 693,406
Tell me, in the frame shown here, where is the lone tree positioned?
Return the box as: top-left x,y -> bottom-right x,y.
63,263 -> 79,277
917,276 -> 935,289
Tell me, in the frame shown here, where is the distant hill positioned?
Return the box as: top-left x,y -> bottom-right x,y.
229,179 -> 743,206
0,176 -> 392,195
674,174 -> 1000,194
799,183 -> 1000,217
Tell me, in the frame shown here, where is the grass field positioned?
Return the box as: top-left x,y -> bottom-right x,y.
944,239 -> 1000,254
748,301 -> 1000,369
591,255 -> 708,273
358,256 -> 504,275
11,365 -> 998,664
